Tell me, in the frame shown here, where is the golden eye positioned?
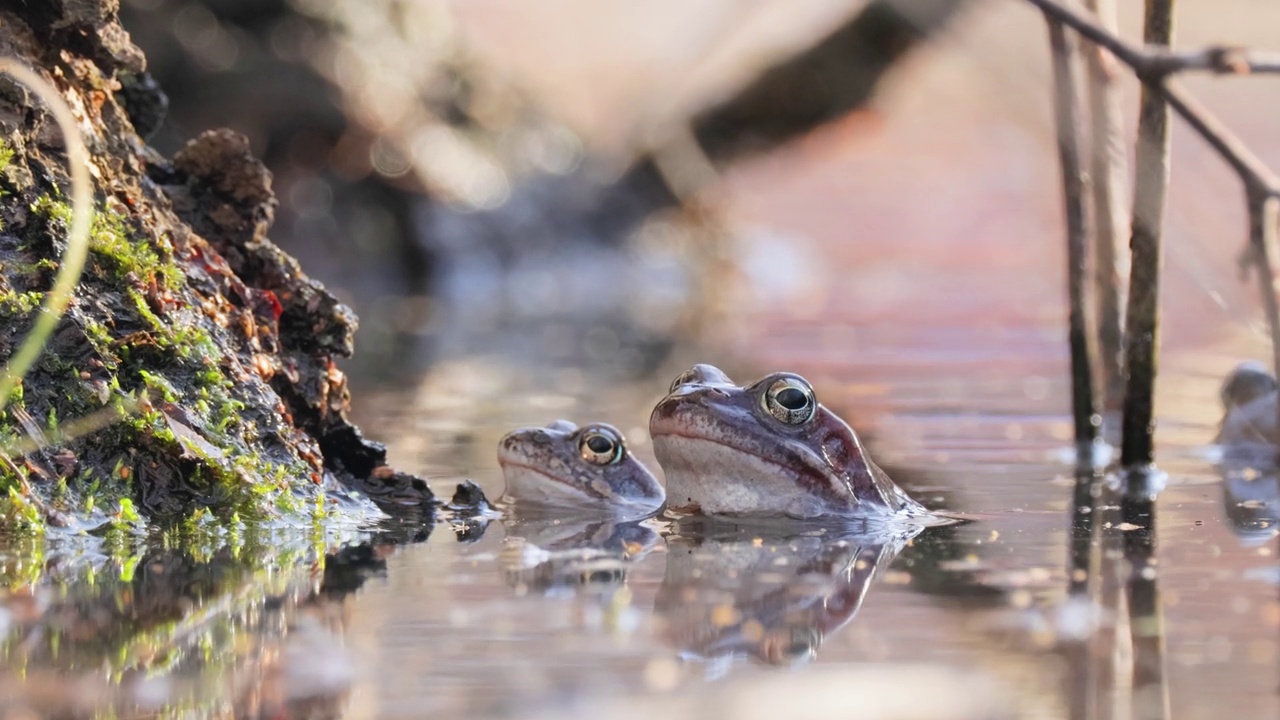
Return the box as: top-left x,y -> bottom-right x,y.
579,426 -> 624,465
761,375 -> 816,425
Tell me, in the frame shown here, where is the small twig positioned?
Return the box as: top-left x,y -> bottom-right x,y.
1144,46 -> 1280,76
1083,0 -> 1130,424
1023,1 -> 1280,79
1118,0 -> 1174,470
1157,83 -> 1280,196
1045,17 -> 1099,458
1023,0 -> 1280,198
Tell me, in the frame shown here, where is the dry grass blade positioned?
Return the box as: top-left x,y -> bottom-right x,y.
0,59 -> 94,413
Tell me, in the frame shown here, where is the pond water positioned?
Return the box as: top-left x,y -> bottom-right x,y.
330,326 -> 1276,720
4,309 -> 1272,719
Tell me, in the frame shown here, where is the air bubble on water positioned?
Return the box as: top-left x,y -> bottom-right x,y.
1054,596 -> 1102,642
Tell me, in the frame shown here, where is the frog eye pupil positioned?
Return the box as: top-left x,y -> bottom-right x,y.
775,387 -> 807,410
761,376 -> 816,425
580,430 -> 623,465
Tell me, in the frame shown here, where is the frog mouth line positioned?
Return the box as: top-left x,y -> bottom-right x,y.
497,458 -> 597,496
650,422 -> 903,514
650,427 -> 831,483
497,457 -> 656,507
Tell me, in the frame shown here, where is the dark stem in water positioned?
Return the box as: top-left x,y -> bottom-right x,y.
1067,467 -> 1097,597
1123,497 -> 1171,720
1119,0 -> 1174,470
1065,468 -> 1098,720
1045,15 -> 1099,458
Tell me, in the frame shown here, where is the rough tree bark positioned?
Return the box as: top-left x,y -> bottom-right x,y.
0,2 -> 431,529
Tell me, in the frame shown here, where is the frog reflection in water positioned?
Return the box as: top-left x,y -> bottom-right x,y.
1216,360 -> 1280,446
497,420 -> 665,518
650,364 -> 931,521
657,525 -> 917,667
499,519 -> 660,595
495,420 -> 664,594
1215,361 -> 1280,543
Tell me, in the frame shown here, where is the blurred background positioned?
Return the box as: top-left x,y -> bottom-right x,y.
114,0 -> 1280,395
50,1 -> 1280,716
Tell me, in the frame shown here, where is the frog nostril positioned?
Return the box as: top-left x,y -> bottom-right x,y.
669,370 -> 697,394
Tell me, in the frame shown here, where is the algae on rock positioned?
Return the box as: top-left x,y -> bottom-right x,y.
0,1 -> 432,530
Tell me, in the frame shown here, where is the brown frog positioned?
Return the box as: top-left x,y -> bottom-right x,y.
649,364 -> 930,521
497,420 -> 665,517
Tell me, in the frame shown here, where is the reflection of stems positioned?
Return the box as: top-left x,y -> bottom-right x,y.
1125,508 -> 1171,720
1067,469 -> 1096,596
1095,507 -> 1127,720
1119,0 -> 1173,470
0,59 -> 93,413
1065,468 -> 1099,720
1045,16 -> 1098,457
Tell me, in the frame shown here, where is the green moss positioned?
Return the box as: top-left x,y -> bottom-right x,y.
0,486 -> 45,534
6,380 -> 22,408
0,141 -> 14,176
32,197 -> 181,288
81,316 -> 114,351
137,370 -> 179,403
0,289 -> 43,316
0,194 -> 324,534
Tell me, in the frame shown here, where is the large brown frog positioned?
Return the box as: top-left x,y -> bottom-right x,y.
649,364 -> 930,521
497,420 -> 665,518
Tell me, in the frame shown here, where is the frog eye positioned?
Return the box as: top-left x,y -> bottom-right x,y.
762,375 -> 816,425
579,426 -> 624,465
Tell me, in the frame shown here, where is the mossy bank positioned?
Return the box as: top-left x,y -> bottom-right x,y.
0,2 -> 433,531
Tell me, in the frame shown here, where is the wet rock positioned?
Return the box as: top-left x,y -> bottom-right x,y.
26,0 -> 146,74
448,479 -> 492,513
115,71 -> 168,140
0,3 -> 431,526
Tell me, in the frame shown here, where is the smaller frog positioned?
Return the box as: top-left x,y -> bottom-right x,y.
497,420 -> 665,517
650,364 -> 930,522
